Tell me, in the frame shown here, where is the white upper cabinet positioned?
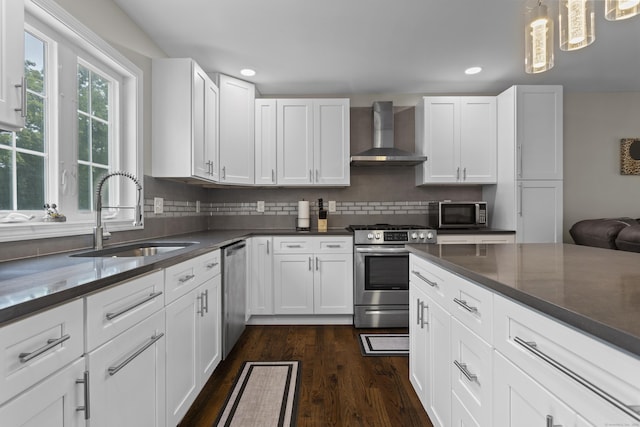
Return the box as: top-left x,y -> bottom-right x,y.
216,74 -> 255,185
276,98 -> 350,186
416,96 -> 496,185
0,0 -> 25,131
505,85 -> 563,180
152,58 -> 219,183
254,99 -> 277,186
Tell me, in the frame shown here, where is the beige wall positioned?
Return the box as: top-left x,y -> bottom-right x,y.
563,92 -> 640,242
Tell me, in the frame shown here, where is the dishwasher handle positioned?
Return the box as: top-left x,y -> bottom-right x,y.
225,241 -> 246,256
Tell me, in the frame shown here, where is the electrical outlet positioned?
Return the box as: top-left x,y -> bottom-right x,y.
256,200 -> 265,212
154,197 -> 164,214
196,200 -> 201,213
328,200 -> 336,213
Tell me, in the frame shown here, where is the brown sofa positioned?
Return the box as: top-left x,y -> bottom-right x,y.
569,217 -> 640,252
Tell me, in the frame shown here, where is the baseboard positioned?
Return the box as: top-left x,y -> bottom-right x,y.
247,314 -> 353,325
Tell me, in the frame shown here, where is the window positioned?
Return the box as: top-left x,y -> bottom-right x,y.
0,0 -> 142,242
0,31 -> 48,211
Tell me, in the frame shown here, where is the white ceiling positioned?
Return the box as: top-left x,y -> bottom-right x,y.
113,0 -> 640,95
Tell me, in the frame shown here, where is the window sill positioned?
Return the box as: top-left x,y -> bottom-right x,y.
0,219 -> 144,243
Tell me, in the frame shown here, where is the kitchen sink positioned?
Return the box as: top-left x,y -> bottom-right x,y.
71,241 -> 198,258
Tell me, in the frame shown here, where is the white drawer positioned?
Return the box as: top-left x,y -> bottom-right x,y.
273,236 -> 313,253
314,236 -> 352,253
494,294 -> 640,425
0,299 -> 84,404
165,250 -> 220,304
450,317 -> 492,427
451,390 -> 480,427
409,254 -> 452,307
86,270 -> 164,351
448,273 -> 493,344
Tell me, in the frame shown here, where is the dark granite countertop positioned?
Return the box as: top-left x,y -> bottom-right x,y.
435,228 -> 516,234
407,243 -> 640,358
0,228 -> 351,325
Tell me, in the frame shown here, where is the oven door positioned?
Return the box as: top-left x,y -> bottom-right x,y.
354,246 -> 409,306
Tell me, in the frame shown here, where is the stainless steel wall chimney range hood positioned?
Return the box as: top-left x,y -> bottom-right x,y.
350,101 -> 427,166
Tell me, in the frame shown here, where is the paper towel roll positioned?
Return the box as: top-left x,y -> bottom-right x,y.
297,200 -> 310,219
297,218 -> 310,229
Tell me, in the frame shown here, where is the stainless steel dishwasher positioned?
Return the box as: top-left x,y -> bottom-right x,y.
222,240 -> 247,359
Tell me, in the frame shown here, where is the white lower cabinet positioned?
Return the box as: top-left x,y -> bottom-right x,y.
165,275 -> 221,426
87,310 -> 166,427
271,236 -> 353,316
0,357 -> 86,427
409,282 -> 451,427
248,237 -> 274,315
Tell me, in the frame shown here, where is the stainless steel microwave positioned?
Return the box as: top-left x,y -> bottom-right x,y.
426,201 -> 488,229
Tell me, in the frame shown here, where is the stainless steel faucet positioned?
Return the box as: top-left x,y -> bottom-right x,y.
94,171 -> 143,250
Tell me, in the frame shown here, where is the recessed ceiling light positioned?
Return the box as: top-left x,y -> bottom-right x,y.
465,66 -> 482,75
240,68 -> 256,77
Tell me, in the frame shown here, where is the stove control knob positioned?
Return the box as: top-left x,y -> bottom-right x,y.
411,232 -> 418,240
426,232 -> 434,241
375,233 -> 381,240
367,233 -> 374,240
419,232 -> 426,240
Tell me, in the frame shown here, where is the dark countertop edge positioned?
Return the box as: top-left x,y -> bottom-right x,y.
436,228 -> 516,235
0,229 -> 352,326
406,245 -> 640,359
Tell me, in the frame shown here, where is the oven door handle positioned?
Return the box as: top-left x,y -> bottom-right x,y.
355,247 -> 409,254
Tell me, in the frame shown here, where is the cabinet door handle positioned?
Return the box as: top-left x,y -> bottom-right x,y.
517,144 -> 523,178
463,167 -> 467,180
76,370 -> 90,420
453,297 -> 478,313
14,77 -> 27,117
411,270 -> 438,287
518,183 -> 523,217
203,289 -> 209,314
222,166 -> 226,179
315,169 -> 319,182
416,298 -> 422,326
309,169 -> 313,183
514,336 -> 640,422
105,291 -> 163,320
107,333 -> 164,376
271,169 -> 275,183
454,360 -> 478,382
178,274 -> 196,283
420,301 -> 428,328
456,167 -> 460,181
197,293 -> 204,316
546,415 -> 562,427
19,334 -> 71,363
315,256 -> 319,271
308,257 -> 312,271
266,240 -> 270,254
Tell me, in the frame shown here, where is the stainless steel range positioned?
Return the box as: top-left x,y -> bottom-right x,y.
348,225 -> 437,328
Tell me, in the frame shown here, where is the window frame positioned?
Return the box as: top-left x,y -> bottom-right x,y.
0,0 -> 143,243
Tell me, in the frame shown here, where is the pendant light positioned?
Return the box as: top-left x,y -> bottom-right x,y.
559,0 -> 595,50
525,1 -> 554,74
605,0 -> 640,20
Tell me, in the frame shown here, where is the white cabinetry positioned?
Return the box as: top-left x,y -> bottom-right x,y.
85,270 -> 166,427
0,0 -> 25,131
255,99 -> 277,185
216,74 -> 255,185
248,236 -> 274,315
272,236 -> 353,315
0,358 -> 86,427
165,250 -> 222,426
152,58 -> 219,182
276,99 -> 350,186
484,85 -> 563,243
416,97 -> 496,185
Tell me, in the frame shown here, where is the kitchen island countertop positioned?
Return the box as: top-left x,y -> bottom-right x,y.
407,243 -> 640,357
0,228 -> 351,325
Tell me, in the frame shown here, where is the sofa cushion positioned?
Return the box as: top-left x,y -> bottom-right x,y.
615,224 -> 640,252
569,217 -> 637,249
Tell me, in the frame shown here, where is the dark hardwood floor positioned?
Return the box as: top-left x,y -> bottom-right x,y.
179,325 -> 434,427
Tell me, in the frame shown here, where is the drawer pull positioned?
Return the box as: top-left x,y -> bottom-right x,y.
287,244 -> 303,248
453,298 -> 478,313
76,370 -> 91,420
206,262 -> 219,269
178,274 -> 196,283
546,415 -> 562,427
411,271 -> 438,287
19,334 -> 71,363
108,333 -> 164,376
454,360 -> 478,382
105,291 -> 163,320
326,244 -> 341,248
514,336 -> 640,422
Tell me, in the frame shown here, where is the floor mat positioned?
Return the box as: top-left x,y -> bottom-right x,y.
359,333 -> 409,356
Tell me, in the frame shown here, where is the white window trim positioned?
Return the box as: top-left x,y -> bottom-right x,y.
0,0 -> 143,243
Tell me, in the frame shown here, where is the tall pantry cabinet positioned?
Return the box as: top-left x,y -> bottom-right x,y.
484,85 -> 563,243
